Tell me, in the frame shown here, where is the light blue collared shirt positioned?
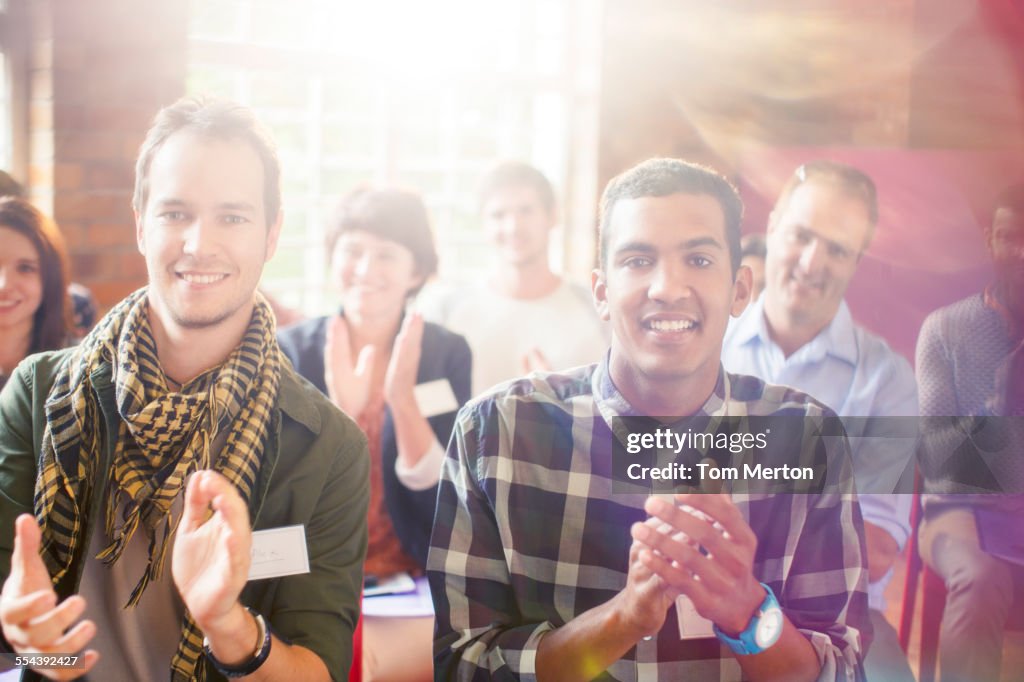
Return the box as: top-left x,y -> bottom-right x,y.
723,296 -> 917,611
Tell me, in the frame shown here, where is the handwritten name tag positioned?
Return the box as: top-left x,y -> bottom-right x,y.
249,525 -> 310,581
676,594 -> 716,639
413,379 -> 459,418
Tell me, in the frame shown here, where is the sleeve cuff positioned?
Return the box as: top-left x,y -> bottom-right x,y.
512,621 -> 557,681
858,494 -> 912,550
395,439 -> 446,490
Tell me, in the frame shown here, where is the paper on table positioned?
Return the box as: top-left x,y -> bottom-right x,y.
362,575 -> 435,618
363,571 -> 417,598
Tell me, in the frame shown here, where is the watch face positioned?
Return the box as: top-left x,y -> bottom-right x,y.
754,606 -> 784,649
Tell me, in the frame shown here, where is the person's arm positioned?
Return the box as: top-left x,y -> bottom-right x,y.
863,521 -> 901,582
1,516 -> 100,680
385,313 -> 443,473
254,415 -> 369,678
631,494 -> 820,682
533,536 -> 677,682
0,360 -> 101,679
0,362 -> 38,597
779,481 -> 871,681
389,401 -> 438,472
172,471 -> 345,681
394,330 -> 472,491
856,351 -> 918,581
197,604 -> 328,682
323,315 -> 376,418
430,406 -> 567,680
915,311 -> 977,486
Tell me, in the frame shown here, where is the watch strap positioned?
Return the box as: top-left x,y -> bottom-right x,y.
203,607 -> 272,678
713,583 -> 781,656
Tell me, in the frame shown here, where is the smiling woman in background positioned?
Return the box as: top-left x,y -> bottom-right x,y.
278,186 -> 471,682
0,197 -> 70,391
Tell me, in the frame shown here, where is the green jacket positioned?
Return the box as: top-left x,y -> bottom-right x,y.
0,350 -> 369,681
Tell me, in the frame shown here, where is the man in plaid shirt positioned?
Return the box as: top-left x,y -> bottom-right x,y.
428,159 -> 870,681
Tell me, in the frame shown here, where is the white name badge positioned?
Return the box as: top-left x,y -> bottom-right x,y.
676,594 -> 716,639
413,378 -> 459,418
249,525 -> 310,581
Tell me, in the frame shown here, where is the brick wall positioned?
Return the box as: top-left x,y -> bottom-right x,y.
25,0 -> 187,311
14,1 -> 1024,310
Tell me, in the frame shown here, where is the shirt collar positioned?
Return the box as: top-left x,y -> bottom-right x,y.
738,296 -> 859,366
814,301 -> 858,365
592,354 -> 732,421
277,365 -> 322,435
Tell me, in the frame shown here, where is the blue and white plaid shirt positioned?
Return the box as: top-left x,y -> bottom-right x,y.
428,358 -> 870,682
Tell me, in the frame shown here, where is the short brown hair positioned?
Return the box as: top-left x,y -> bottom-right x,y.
770,160 -> 879,248
325,186 -> 438,297
599,158 -> 744,273
133,96 -> 281,225
478,161 -> 556,214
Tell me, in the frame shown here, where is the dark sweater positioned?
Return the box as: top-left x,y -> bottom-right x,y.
915,293 -> 1024,510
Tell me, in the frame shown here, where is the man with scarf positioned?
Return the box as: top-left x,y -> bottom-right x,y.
0,97 -> 369,681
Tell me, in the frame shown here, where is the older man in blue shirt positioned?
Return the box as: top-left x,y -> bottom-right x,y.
723,160 -> 917,681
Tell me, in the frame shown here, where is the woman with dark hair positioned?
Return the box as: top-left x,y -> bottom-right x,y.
278,186 -> 471,682
0,196 -> 71,390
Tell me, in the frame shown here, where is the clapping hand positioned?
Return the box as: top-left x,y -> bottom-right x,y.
520,347 -> 551,375
0,515 -> 99,680
630,494 -> 765,636
324,315 -> 376,417
384,312 -> 424,407
171,471 -> 251,637
611,527 -> 681,639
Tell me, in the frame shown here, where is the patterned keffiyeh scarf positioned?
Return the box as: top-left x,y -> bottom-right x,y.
33,287 -> 282,681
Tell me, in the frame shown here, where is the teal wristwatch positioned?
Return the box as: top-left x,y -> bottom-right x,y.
713,583 -> 784,655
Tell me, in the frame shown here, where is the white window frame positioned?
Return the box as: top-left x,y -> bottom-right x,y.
186,0 -> 602,316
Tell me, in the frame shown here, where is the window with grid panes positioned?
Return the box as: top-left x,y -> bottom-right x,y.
186,0 -> 601,317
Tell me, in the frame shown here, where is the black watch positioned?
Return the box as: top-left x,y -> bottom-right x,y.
203,607 -> 272,678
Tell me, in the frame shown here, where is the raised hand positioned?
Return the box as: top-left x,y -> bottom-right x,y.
520,347 -> 551,375
609,526 -> 681,639
630,493 -> 764,636
324,315 -> 376,417
171,471 -> 251,636
384,312 -> 424,406
0,514 -> 99,680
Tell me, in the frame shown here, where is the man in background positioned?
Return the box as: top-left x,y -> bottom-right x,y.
420,161 -> 606,395
916,183 -> 1024,682
723,160 -> 916,681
